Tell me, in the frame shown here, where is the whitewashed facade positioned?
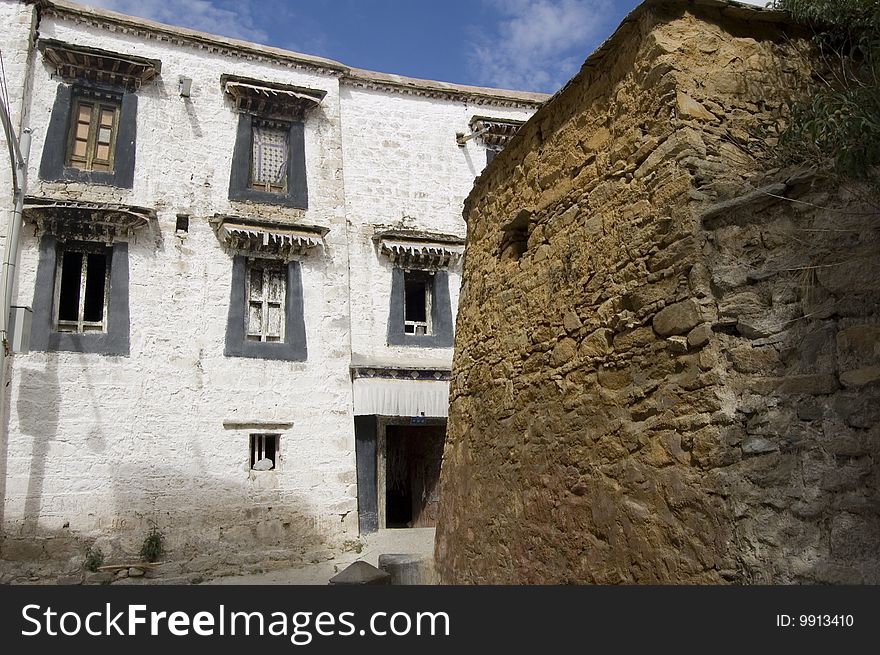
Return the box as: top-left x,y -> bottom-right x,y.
0,0 -> 543,573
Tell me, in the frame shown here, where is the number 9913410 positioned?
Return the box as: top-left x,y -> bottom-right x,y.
799,615 -> 853,627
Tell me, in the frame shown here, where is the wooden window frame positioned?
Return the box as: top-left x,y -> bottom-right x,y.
65,93 -> 121,173
53,242 -> 111,334
249,119 -> 290,194
245,259 -> 287,343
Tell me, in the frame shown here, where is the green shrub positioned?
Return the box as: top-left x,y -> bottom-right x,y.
82,546 -> 104,572
774,0 -> 880,182
139,526 -> 165,562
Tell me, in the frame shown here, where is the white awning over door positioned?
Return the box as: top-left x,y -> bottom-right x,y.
352,378 -> 449,417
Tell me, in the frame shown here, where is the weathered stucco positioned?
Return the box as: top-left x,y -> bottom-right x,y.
0,0 -> 542,580
436,0 -> 880,584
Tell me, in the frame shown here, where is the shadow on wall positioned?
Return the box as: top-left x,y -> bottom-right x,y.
2,353 -> 338,573
436,178 -> 880,585
106,463 -> 335,562
700,178 -> 880,584
1,463 -> 335,577
13,355 -> 62,536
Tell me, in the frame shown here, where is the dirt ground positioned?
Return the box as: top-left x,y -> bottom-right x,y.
206,527 -> 436,585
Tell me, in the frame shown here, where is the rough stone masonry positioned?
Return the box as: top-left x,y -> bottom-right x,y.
435,0 -> 880,584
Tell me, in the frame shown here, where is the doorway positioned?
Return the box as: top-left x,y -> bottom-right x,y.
382,423 -> 445,529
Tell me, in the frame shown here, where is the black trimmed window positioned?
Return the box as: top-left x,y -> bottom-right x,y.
404,270 -> 433,336
246,259 -> 286,342
223,76 -> 324,209
36,40 -> 160,189
29,234 -> 131,357
228,114 -> 307,208
224,256 -> 308,362
374,231 -> 462,349
66,92 -> 121,173
387,268 -> 454,348
54,242 -> 110,333
463,116 -> 525,166
216,216 -> 324,362
40,84 -> 138,188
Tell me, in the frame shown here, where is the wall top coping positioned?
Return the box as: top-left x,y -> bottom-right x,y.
34,0 -> 549,107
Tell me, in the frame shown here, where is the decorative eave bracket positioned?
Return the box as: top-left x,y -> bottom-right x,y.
23,196 -> 155,240
374,229 -> 465,269
212,214 -> 328,258
221,74 -> 326,118
38,38 -> 161,90
457,115 -> 525,151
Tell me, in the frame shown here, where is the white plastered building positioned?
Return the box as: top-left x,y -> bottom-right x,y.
0,0 -> 544,571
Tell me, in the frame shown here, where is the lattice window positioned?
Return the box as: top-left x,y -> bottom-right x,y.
66,94 -> 120,172
250,433 -> 279,471
246,260 -> 286,342
54,243 -> 110,333
404,271 -> 433,336
250,121 -> 289,193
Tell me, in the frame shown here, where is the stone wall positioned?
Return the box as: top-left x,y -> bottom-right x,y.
435,0 -> 880,584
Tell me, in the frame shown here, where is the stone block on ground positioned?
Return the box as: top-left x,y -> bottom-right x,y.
378,553 -> 437,585
56,572 -> 84,585
328,560 -> 390,585
83,571 -> 114,585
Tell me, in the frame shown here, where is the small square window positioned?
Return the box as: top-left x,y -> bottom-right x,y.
66,94 -> 121,172
250,433 -> 279,470
403,271 -> 433,336
387,267 -> 452,347
246,260 -> 286,342
54,243 -> 110,333
250,120 -> 289,194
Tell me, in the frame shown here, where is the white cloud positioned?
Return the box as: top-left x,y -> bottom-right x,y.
467,0 -> 611,93
82,0 -> 268,44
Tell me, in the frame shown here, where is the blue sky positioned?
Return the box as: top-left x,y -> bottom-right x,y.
83,0 -> 769,93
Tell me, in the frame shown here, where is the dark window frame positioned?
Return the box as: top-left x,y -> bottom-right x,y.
225,255 -> 307,361
387,268 -> 454,348
228,113 -> 308,209
39,82 -> 138,188
30,235 -> 131,356
53,241 -> 111,334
